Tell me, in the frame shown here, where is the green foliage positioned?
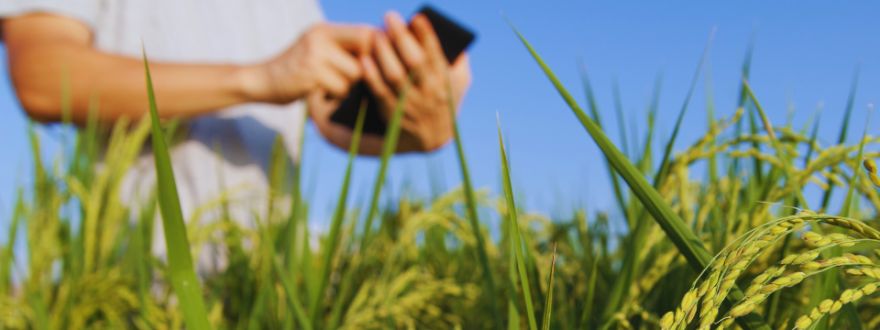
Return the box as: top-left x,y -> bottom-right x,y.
3,27 -> 880,330
143,52 -> 211,330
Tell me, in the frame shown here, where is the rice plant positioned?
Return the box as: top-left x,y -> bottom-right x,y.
1,25 -> 880,330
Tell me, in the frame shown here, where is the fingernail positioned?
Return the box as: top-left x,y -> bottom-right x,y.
386,11 -> 403,25
415,14 -> 427,25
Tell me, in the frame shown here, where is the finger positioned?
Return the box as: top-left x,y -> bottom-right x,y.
326,24 -> 375,54
384,11 -> 426,70
410,14 -> 445,64
324,45 -> 362,82
374,33 -> 408,90
306,91 -> 330,121
360,55 -> 395,104
316,68 -> 351,98
450,53 -> 472,98
362,55 -> 403,121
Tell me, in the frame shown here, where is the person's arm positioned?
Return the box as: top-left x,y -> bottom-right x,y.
2,13 -> 375,125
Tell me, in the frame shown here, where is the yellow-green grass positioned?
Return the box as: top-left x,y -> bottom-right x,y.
1,26 -> 879,330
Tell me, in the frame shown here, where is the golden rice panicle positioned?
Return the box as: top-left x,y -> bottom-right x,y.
803,231 -> 859,248
659,311 -> 674,330
744,266 -> 786,297
696,220 -> 802,328
801,253 -> 874,273
663,215 -> 810,330
819,216 -> 880,240
794,282 -> 879,330
665,213 -> 880,329
846,266 -> 880,279
660,288 -> 699,330
864,157 -> 880,187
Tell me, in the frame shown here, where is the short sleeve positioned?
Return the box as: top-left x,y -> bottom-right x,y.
0,0 -> 99,29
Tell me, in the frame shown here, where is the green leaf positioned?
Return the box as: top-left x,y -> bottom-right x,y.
498,116 -> 538,330
510,24 -> 770,330
274,257 -> 313,330
652,28 -> 713,187
819,69 -> 860,212
448,84 -> 503,326
540,246 -> 558,330
142,50 -> 211,330
578,62 -> 628,228
310,105 -> 367,324
360,84 -> 409,249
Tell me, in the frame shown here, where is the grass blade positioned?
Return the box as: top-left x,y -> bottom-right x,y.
611,79 -> 630,156
741,79 -> 809,209
284,110 -> 308,276
842,107 -> 870,218
579,249 -> 599,327
142,50 -> 211,330
498,116 -> 538,330
602,34 -> 711,325
637,74 -> 662,176
359,84 -> 409,249
578,62 -> 629,226
652,28 -> 714,187
819,68 -> 860,211
310,105 -> 367,323
448,85 -> 503,326
273,257 -> 313,330
510,24 -> 770,330
0,189 -> 24,297
540,245 -> 557,330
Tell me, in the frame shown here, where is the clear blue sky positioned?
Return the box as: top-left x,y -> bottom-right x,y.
2,1 -> 880,229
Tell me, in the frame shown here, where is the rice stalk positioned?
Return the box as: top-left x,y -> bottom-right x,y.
510,22 -> 770,330
142,50 -> 211,330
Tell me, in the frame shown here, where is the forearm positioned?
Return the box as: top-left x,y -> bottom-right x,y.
8,41 -> 267,124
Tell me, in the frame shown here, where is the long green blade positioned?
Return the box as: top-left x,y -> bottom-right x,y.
448,85 -> 503,326
360,85 -> 409,249
819,68 -> 860,211
652,29 -> 713,187
273,257 -> 313,330
578,63 -> 628,226
511,25 -> 769,330
310,105 -> 366,323
142,50 -> 211,330
284,110 -> 308,277
498,117 -> 538,330
601,36 -> 711,326
741,80 -> 809,209
540,246 -> 557,330
611,79 -> 630,156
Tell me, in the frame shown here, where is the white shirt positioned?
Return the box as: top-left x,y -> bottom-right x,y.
2,0 -> 325,266
1,0 -> 323,220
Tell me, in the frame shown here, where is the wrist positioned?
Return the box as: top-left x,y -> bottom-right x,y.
235,63 -> 275,103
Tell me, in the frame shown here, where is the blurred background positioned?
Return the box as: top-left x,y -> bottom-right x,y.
1,0 -> 879,227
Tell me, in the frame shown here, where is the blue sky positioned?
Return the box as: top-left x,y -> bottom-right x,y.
2,1 -> 880,230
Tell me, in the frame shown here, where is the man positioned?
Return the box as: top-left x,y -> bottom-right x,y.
1,0 -> 470,244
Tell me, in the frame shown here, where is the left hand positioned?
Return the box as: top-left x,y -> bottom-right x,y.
361,11 -> 472,153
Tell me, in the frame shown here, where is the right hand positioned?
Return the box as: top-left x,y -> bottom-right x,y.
248,23 -> 376,104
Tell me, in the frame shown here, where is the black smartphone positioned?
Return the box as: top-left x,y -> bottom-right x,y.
329,5 -> 476,135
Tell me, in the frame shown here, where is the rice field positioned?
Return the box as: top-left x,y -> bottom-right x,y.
2,28 -> 880,329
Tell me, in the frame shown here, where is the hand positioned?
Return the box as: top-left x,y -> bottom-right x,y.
362,11 -> 472,152
248,23 -> 376,104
